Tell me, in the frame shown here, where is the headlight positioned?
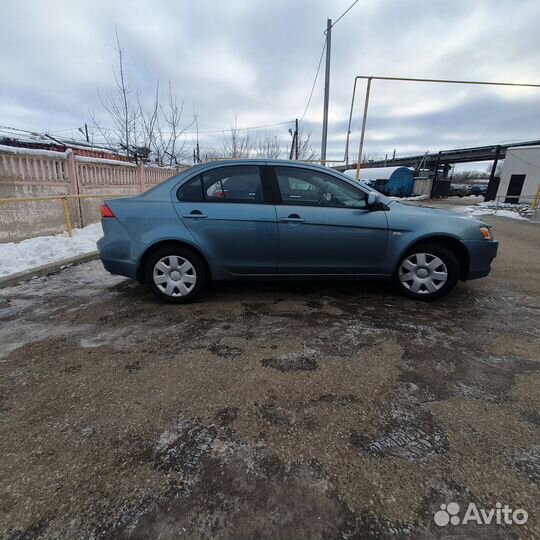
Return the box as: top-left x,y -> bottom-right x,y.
479,226 -> 492,240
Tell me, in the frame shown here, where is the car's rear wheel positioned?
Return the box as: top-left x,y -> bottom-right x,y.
394,243 -> 459,301
145,246 -> 206,303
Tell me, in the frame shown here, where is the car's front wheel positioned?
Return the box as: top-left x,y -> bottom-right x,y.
394,244 -> 459,301
145,246 -> 206,303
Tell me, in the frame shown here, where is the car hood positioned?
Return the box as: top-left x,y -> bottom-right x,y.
389,201 -> 486,224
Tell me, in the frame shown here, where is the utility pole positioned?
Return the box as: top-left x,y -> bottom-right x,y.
320,18 -> 332,164
78,124 -> 90,143
194,113 -> 200,163
295,118 -> 299,159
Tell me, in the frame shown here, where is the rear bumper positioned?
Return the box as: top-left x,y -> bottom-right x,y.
463,239 -> 499,280
97,235 -> 139,280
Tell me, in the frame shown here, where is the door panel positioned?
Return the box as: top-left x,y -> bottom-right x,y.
272,166 -> 388,274
505,174 -> 525,204
173,165 -> 278,274
276,205 -> 388,273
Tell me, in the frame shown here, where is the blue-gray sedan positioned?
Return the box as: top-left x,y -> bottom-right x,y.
97,160 -> 498,303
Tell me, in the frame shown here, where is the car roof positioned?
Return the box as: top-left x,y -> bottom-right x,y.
202,158 -> 325,166
197,159 -> 339,175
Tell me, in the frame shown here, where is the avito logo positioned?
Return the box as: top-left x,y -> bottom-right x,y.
434,502 -> 528,527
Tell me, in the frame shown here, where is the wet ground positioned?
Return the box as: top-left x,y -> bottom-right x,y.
1,213 -> 539,540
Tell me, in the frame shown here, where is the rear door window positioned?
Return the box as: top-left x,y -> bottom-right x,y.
177,166 -> 265,203
203,166 -> 264,203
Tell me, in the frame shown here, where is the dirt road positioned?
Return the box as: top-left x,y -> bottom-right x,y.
1,213 -> 539,539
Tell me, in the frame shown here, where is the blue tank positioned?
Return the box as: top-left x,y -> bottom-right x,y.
344,166 -> 415,197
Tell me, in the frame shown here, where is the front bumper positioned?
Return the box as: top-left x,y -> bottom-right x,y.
463,239 -> 499,280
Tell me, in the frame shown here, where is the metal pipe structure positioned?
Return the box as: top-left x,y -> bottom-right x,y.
355,77 -> 372,179
485,145 -> 501,202
320,18 -> 332,164
344,76 -> 540,180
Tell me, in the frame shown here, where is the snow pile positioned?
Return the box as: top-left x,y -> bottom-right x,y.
0,143 -> 69,159
0,223 -> 102,277
455,201 -> 532,221
390,194 -> 429,201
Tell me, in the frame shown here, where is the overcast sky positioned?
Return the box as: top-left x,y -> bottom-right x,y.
1,0 -> 539,165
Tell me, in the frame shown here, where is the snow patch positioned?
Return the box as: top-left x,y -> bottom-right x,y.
76,155 -> 137,167
389,194 -> 429,201
454,201 -> 531,221
0,143 -> 69,159
0,223 -> 102,277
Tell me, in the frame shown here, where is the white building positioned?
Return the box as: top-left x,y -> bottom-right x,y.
497,146 -> 540,203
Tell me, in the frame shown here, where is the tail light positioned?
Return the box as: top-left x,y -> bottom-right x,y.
100,203 -> 115,218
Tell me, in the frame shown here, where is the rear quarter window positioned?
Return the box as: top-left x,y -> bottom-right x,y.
177,175 -> 204,201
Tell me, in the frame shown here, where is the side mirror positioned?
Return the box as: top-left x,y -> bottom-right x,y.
367,192 -> 380,208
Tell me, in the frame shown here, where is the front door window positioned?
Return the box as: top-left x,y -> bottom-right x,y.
275,167 -> 367,209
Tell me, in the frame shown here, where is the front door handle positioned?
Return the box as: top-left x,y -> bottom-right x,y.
182,210 -> 208,219
280,213 -> 305,223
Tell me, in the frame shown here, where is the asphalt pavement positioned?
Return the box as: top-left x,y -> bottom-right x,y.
1,210 -> 539,540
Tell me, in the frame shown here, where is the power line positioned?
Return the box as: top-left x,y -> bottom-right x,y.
48,120 -> 294,136
188,120 -> 293,134
330,0 -> 360,28
300,38 -> 327,121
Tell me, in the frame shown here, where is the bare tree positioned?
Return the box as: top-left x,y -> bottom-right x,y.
201,147 -> 222,163
91,31 -> 192,166
156,82 -> 193,166
137,81 -> 160,161
453,169 -> 489,182
255,134 -> 282,158
296,129 -> 318,161
222,115 -> 253,158
135,80 -> 193,166
90,28 -> 139,157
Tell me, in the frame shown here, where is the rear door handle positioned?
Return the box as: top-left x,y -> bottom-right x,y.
182,210 -> 208,219
280,214 -> 305,223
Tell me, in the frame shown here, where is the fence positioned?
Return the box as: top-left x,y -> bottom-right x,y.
0,145 -> 187,242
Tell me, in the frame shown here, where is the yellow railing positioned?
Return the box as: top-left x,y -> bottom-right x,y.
532,184 -> 540,210
3,187 -> 538,241
0,194 -> 128,238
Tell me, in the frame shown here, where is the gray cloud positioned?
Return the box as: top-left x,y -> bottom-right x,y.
0,0 -> 538,164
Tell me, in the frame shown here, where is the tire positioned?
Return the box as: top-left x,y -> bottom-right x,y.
393,243 -> 460,301
144,245 -> 207,303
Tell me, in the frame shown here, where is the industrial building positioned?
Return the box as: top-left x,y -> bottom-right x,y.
496,145 -> 540,204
